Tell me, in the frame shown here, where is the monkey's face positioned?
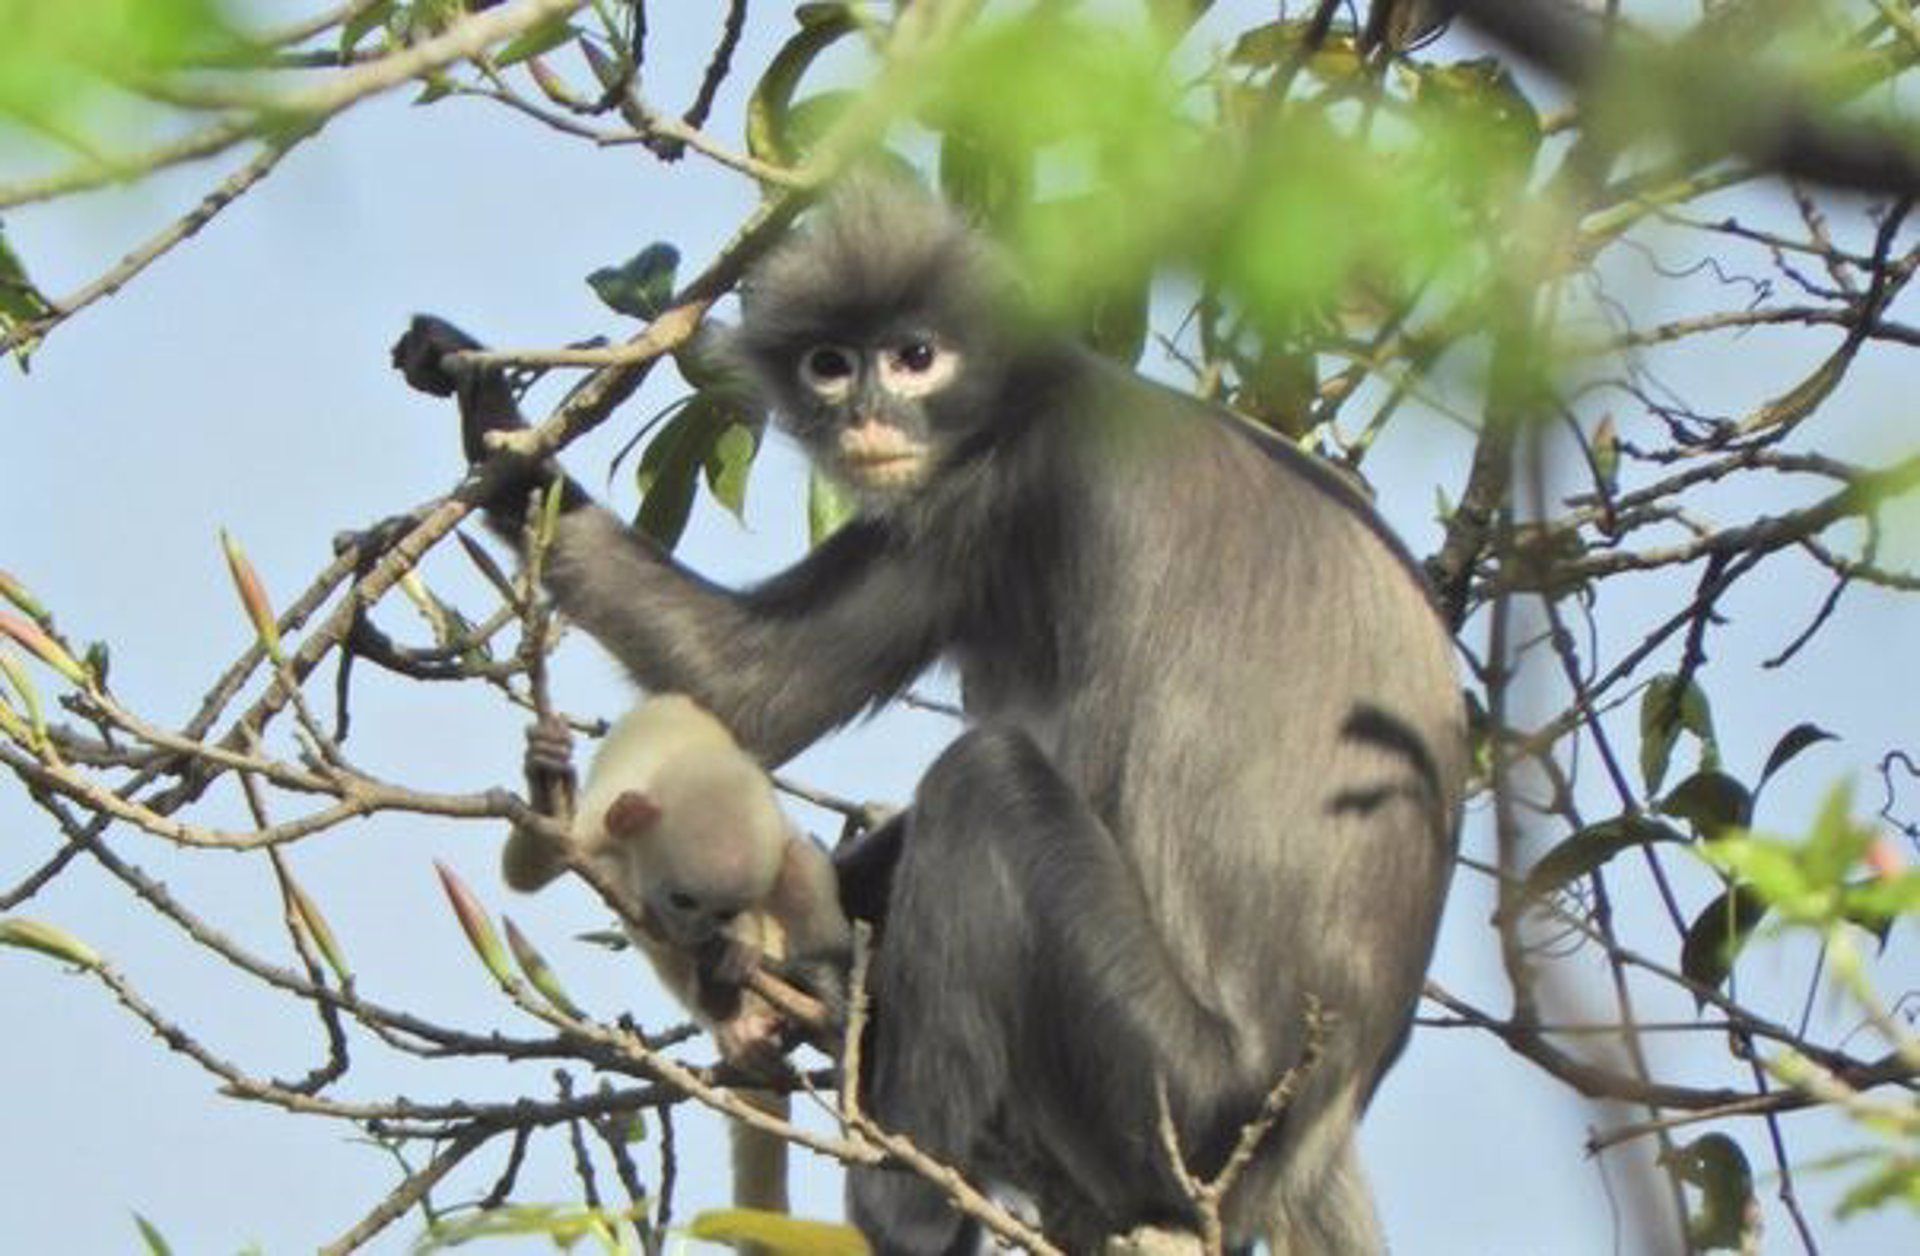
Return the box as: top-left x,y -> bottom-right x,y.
783,332 -> 978,497
643,881 -> 750,950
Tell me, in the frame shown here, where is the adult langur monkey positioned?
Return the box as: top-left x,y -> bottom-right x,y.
392,176 -> 1466,1254
505,694 -> 851,1230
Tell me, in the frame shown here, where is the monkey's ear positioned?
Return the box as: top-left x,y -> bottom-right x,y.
604,789 -> 663,839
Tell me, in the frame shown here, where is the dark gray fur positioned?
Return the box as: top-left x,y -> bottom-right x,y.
392,179 -> 1466,1253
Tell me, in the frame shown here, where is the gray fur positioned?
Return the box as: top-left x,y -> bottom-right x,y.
395,179 -> 1465,1253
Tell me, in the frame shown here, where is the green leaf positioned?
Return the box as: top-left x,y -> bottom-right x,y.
1666,1133 -> 1757,1251
496,15 -> 576,69
132,1213 -> 173,1256
1678,885 -> 1768,997
1659,770 -> 1752,840
0,224 -> 53,370
745,4 -> 859,167
1757,721 -> 1837,795
703,420 -> 761,522
1523,816 -> 1689,903
634,394 -> 750,549
0,916 -> 102,968
687,1209 -> 871,1256
586,242 -> 680,320
1640,673 -> 1716,795
807,470 -> 858,547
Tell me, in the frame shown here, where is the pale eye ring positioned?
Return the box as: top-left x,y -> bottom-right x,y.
877,339 -> 959,398
800,345 -> 856,395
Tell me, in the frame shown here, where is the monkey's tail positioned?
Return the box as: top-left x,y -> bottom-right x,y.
730,1088 -> 791,1256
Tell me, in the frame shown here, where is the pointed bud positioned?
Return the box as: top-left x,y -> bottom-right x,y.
528,56 -> 583,108
1864,836 -> 1905,881
1592,415 -> 1619,494
434,861 -> 512,985
504,917 -> 583,1017
0,612 -> 88,687
283,873 -> 351,983
0,570 -> 47,622
219,530 -> 282,660
0,695 -> 32,747
0,916 -> 102,968
0,648 -> 46,741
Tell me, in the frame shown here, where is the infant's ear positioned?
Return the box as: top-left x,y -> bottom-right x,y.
604,789 -> 663,839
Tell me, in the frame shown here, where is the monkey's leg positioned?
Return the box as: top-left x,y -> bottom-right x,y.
849,727 -> 1252,1253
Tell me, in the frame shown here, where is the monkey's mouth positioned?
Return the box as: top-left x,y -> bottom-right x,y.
838,424 -> 929,488
841,449 -> 927,487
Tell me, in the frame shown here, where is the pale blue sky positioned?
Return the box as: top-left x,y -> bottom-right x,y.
2,4 -> 1917,1253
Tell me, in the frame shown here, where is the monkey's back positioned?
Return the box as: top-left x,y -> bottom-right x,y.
1014,357 -> 1465,1101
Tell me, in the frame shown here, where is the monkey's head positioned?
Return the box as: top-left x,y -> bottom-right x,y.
595,753 -> 788,950
733,176 -> 1028,502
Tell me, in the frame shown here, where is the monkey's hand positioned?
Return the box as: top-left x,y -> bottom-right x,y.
500,717 -> 580,894
764,953 -> 850,1049
522,714 -> 577,824
391,314 -> 483,400
714,1003 -> 791,1080
392,315 -> 588,536
833,812 -> 905,928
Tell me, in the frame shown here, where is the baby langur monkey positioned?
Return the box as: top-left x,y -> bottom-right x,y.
501,694 -> 851,1222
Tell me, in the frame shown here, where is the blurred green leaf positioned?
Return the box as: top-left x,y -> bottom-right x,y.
0,225 -> 53,371
0,0 -> 240,130
339,0 -> 395,58
496,14 -> 576,69
746,4 -> 858,167
1835,1152 -> 1920,1219
1523,816 -> 1688,904
938,125 -> 1030,230
687,1209 -> 870,1256
416,1203 -> 643,1252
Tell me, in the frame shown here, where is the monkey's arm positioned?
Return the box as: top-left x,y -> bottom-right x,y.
392,316 -> 950,764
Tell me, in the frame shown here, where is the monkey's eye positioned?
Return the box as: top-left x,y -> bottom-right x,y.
892,340 -> 937,373
666,891 -> 698,913
800,346 -> 855,391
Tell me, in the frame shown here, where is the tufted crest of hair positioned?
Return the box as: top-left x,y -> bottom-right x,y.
734,176 -> 1010,370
